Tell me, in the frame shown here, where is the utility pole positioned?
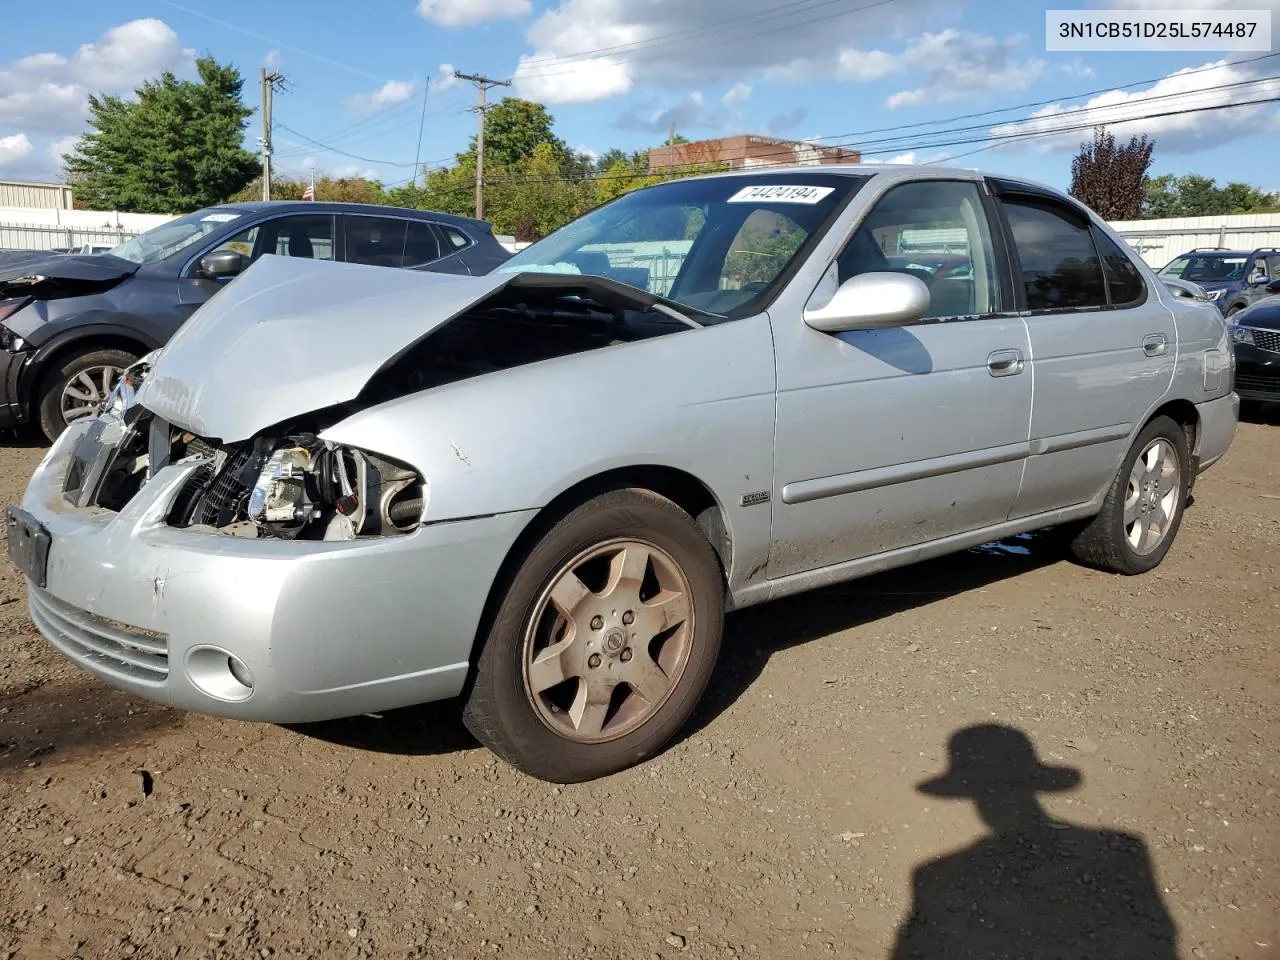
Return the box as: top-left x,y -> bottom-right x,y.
259,67 -> 286,201
412,75 -> 430,191
454,71 -> 510,220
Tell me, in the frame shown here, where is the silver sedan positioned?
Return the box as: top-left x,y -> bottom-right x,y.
8,165 -> 1238,782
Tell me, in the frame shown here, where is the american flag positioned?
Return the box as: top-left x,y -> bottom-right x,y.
302,171 -> 315,201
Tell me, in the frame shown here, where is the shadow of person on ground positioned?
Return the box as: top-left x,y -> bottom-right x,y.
890,724 -> 1178,960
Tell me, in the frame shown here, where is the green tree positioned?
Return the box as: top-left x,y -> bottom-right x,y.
464,97 -> 566,167
1069,126 -> 1154,220
1140,174 -> 1280,218
230,175 -> 387,205
64,57 -> 260,213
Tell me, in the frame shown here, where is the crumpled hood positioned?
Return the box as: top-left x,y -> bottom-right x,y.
0,250 -> 137,289
136,254 -> 509,441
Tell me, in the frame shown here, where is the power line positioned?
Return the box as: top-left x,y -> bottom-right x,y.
274,123 -> 422,166
512,0 -> 903,82
155,0 -> 384,82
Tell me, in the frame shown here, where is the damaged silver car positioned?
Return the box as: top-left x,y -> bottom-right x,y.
9,167 -> 1238,782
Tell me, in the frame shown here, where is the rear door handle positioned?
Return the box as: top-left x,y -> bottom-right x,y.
1142,334 -> 1168,357
987,348 -> 1024,377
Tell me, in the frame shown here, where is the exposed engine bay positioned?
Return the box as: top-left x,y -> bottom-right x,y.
62,275 -> 703,541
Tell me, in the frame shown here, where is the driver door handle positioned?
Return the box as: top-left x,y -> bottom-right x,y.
1143,333 -> 1168,357
987,348 -> 1024,377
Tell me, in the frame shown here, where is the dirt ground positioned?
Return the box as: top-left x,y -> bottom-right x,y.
0,413 -> 1277,960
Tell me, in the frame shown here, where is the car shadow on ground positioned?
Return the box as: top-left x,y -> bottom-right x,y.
679,531 -> 1067,743
1240,400 -> 1280,425
887,723 -> 1179,959
295,531 -> 1069,759
0,676 -> 182,773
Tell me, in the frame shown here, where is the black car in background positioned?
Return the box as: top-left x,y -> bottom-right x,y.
0,202 -> 511,441
1229,295 -> 1280,405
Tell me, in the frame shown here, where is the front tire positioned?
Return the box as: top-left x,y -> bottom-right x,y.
1068,415 -> 1190,575
462,488 -> 724,783
36,347 -> 137,443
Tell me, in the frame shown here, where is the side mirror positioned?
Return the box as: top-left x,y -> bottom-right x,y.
804,272 -> 930,333
1250,274 -> 1270,286
199,250 -> 245,279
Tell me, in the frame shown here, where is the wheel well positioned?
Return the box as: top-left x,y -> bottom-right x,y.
533,466 -> 731,576
461,466 -> 732,684
22,335 -> 150,409
1149,398 -> 1198,456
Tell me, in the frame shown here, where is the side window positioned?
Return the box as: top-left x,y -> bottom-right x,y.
836,180 -> 999,319
1094,230 -> 1147,306
442,225 -> 472,250
402,221 -> 442,265
347,216 -> 409,268
1251,257 -> 1269,282
1003,198 -> 1106,310
209,226 -> 259,259
720,210 -> 807,293
269,216 -> 335,261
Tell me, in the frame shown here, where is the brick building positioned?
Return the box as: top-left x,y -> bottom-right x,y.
648,135 -> 860,172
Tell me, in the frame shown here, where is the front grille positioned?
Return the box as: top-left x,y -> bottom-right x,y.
168,444 -> 254,528
29,588 -> 168,684
1235,373 -> 1280,395
1251,328 -> 1280,354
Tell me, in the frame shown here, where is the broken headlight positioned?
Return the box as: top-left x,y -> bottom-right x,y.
246,436 -> 425,541
102,351 -> 158,419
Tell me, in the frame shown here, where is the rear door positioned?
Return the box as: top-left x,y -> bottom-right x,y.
990,181 -> 1176,519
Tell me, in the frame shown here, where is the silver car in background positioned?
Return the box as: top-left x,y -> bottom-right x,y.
8,166 -> 1238,783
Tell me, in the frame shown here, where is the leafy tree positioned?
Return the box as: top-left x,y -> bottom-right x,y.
462,97 -> 566,167
1141,174 -> 1280,218
64,57 -> 260,213
1069,126 -> 1154,220
229,175 -> 387,205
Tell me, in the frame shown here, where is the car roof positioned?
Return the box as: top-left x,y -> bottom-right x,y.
208,200 -> 492,232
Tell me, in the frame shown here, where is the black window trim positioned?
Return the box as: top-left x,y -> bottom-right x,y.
989,181 -> 1149,315
181,211 -> 338,279
820,176 -> 1019,326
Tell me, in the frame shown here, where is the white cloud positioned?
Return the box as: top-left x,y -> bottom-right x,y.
1060,57 -> 1095,79
0,18 -> 193,134
575,144 -> 599,160
865,150 -> 949,165
513,0 -> 944,104
264,48 -> 282,69
417,0 -> 531,27
47,135 -> 78,168
345,78 -> 415,114
990,58 -> 1280,154
832,31 -> 1045,109
0,133 -> 34,170
330,163 -> 380,180
431,65 -> 460,93
722,82 -> 752,107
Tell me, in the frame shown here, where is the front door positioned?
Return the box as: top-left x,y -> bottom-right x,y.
990,184 -> 1177,519
769,178 -> 1033,580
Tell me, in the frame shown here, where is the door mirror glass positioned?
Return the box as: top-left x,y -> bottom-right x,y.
1251,273 -> 1270,286
804,271 -> 931,332
199,249 -> 245,279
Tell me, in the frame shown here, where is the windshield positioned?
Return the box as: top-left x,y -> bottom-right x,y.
1157,255 -> 1249,283
496,174 -> 868,319
107,208 -> 246,264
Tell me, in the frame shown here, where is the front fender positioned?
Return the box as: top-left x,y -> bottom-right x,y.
319,313 -> 779,589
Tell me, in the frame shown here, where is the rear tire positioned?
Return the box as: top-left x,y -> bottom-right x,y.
1068,415 -> 1190,575
36,347 -> 137,443
462,488 -> 724,783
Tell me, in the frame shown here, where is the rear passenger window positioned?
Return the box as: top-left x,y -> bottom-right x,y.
1003,198 -> 1106,310
442,225 -> 471,250
1094,230 -> 1146,306
346,216 -> 408,268
402,222 -> 442,265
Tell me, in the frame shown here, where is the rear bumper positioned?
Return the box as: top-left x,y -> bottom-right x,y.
17,421 -> 536,723
1194,392 -> 1239,474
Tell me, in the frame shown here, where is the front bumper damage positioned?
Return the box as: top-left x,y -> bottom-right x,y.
16,417 -> 534,723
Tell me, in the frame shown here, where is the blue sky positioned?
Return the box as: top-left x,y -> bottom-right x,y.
3,0 -> 1279,195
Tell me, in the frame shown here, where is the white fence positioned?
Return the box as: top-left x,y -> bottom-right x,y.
1110,213 -> 1280,268
0,207 -> 175,254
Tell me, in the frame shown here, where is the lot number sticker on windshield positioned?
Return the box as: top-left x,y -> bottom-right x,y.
728,185 -> 835,204
200,213 -> 241,223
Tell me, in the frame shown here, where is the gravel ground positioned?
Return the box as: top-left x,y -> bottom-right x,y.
0,414 -> 1277,960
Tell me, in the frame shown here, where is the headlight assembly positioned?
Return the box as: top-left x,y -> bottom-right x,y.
246,436 -> 425,541
1230,324 -> 1255,345
1205,289 -> 1226,302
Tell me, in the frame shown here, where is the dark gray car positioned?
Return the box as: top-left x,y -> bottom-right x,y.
0,201 -> 510,441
